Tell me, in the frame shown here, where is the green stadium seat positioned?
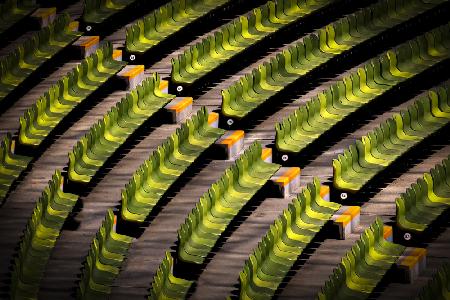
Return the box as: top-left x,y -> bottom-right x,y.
0,134 -> 32,203
10,170 -> 78,299
78,209 -> 133,299
177,141 -> 281,265
126,0 -> 231,53
0,13 -> 81,105
171,0 -> 334,86
221,0 -> 446,120
317,218 -> 405,300
148,252 -> 193,300
396,155 -> 450,233
416,263 -> 450,299
83,0 -> 136,24
19,42 -> 126,148
121,107 -> 225,223
237,178 -> 340,299
0,0 -> 38,34
333,81 -> 450,193
68,74 -> 174,184
3,0 -> 450,298
275,23 -> 450,154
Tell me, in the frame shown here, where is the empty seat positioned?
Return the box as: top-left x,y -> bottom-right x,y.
0,0 -> 38,34
237,178 -> 340,299
121,107 -> 225,223
83,0 -> 136,23
78,209 -> 133,299
171,0 -> 334,86
416,263 -> 449,300
148,252 -> 193,300
177,141 -> 281,265
0,134 -> 32,203
318,218 -> 406,300
222,0 -> 446,120
68,73 -> 175,184
333,81 -> 450,193
19,42 -> 127,148
0,13 -> 81,105
126,0 -> 231,53
276,22 -> 450,154
1,42 -> 126,206
396,154 -> 450,233
10,170 -> 78,299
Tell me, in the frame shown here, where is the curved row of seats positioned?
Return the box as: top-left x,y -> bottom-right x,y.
275,22 -> 450,154
83,0 -> 137,23
7,70 -> 182,298
237,178 -> 340,299
19,42 -> 126,148
396,154 -> 450,233
2,0 -> 449,298
10,170 -> 79,299
77,209 -> 133,299
8,72 -> 174,299
317,218 -> 405,300
222,0 -> 445,119
417,263 -> 449,300
148,252 -> 193,300
68,74 -> 174,184
0,42 -> 126,204
0,0 -> 37,34
333,81 -> 450,193
0,13 -> 81,105
177,141 -> 280,265
121,107 -> 225,223
126,0 -> 231,53
171,0 -> 334,86
0,134 -> 31,202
